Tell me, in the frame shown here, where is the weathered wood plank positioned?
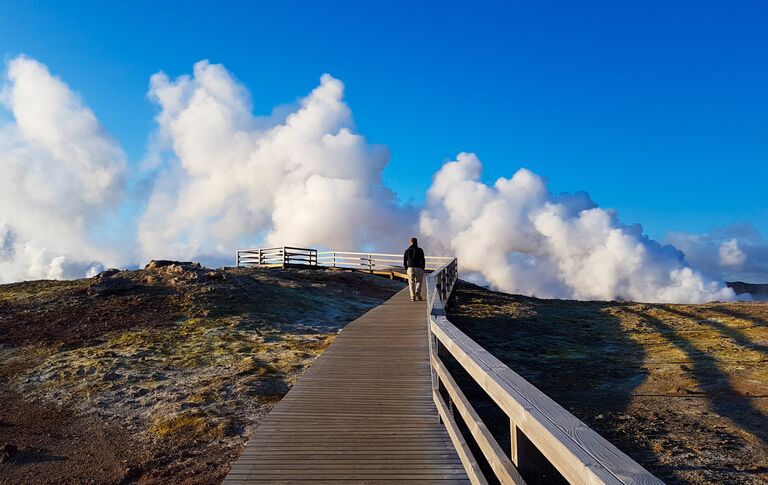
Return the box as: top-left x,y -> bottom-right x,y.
224,289 -> 467,483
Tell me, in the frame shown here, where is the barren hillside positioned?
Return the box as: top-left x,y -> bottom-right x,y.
0,263 -> 402,484
448,281 -> 768,484
4,266 -> 766,484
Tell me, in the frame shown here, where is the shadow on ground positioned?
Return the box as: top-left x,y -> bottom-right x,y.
446,280 -> 768,484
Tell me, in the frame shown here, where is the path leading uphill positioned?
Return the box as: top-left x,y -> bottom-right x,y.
224,288 -> 468,484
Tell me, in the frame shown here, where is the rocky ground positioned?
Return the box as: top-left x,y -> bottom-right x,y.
448,281 -> 768,484
0,263 -> 402,484
4,266 -> 766,485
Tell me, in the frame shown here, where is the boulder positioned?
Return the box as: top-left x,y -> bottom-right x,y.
88,277 -> 138,296
145,260 -> 197,270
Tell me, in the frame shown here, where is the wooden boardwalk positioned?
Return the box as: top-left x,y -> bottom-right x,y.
224,288 -> 469,484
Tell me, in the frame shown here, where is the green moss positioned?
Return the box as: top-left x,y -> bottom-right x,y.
150,411 -> 230,439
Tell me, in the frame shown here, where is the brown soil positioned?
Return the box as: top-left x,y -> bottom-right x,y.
0,264 -> 402,485
447,281 -> 768,484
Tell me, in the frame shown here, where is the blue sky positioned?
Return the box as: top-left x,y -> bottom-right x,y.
1,0 -> 766,240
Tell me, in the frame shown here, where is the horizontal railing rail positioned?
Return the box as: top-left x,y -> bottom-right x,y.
425,259 -> 662,485
236,246 -> 318,268
236,245 -> 452,275
317,251 -> 452,273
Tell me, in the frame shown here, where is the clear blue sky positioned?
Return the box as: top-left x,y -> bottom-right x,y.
1,0 -> 766,240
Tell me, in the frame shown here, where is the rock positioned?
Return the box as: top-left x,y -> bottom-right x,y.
94,268 -> 121,279
88,277 -> 138,296
145,260 -> 198,270
103,371 -> 123,381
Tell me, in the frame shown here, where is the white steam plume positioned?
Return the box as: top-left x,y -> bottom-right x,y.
419,153 -> 736,303
0,57 -> 751,303
0,56 -> 126,283
139,61 -> 412,263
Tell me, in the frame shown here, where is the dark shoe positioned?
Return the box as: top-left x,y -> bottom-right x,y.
417,295 -> 423,301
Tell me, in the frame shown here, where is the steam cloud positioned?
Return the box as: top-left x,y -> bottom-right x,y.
139,62 -> 412,263
1,56 -> 763,302
0,57 -> 126,283
419,153 -> 736,303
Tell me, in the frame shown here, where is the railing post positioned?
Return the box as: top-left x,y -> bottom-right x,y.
510,420 -> 518,467
258,248 -> 263,266
333,252 -> 336,267
368,254 -> 373,273
282,246 -> 287,267
428,322 -> 441,424
513,425 -> 547,485
441,271 -> 447,302
235,251 -> 240,267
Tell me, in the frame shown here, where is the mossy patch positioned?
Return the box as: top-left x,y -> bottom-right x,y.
150,411 -> 231,439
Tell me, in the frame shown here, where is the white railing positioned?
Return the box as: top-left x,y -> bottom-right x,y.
425,259 -> 662,485
236,246 -> 452,276
317,250 -> 452,273
236,246 -> 318,267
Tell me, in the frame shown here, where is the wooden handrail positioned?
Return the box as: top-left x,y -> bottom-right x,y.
236,246 -> 319,268
238,246 -> 449,272
425,259 -> 662,485
317,250 -> 453,260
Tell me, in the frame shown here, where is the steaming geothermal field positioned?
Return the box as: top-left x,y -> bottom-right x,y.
0,266 -> 766,484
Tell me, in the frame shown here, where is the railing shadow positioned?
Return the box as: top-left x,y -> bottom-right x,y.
446,281 -> 654,480
622,306 -> 767,446
449,281 -> 647,406
707,304 -> 768,329
660,305 -> 768,356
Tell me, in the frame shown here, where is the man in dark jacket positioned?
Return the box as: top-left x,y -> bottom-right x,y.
403,237 -> 426,301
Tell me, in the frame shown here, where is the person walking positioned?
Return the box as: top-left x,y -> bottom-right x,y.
403,237 -> 426,301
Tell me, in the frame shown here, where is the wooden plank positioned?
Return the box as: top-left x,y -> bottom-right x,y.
225,288 -> 468,483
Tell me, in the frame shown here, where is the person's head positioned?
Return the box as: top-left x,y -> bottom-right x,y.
410,237 -> 418,247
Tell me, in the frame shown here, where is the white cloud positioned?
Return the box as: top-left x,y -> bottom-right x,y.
719,238 -> 746,267
668,224 -> 768,283
0,56 -> 755,303
419,153 -> 736,303
0,56 -> 126,283
138,62 -> 413,264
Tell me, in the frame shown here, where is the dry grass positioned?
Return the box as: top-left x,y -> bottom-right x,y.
448,281 -> 768,484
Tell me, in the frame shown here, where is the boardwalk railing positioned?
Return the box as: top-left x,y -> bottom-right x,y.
426,258 -> 662,485
236,246 -> 452,278
236,246 -> 318,268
